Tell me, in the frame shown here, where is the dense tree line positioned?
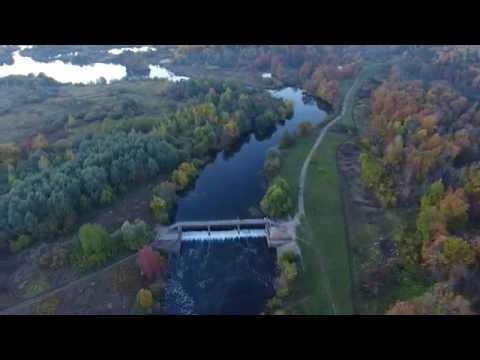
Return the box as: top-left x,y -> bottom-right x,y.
354,48 -> 480,313
171,45 -> 359,106
0,77 -> 292,248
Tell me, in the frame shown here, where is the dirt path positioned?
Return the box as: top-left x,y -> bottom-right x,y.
0,253 -> 137,315
294,77 -> 360,225
290,77 -> 360,314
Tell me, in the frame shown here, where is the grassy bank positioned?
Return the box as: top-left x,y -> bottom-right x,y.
274,69 -> 382,314
299,132 -> 352,314
278,129 -> 352,314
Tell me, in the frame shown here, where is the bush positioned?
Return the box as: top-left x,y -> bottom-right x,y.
121,219 -> 150,250
150,196 -> 169,224
279,250 -> 298,264
136,288 -> 154,312
152,181 -> 177,210
281,260 -> 299,284
32,296 -> 59,315
9,234 -> 33,253
72,223 -> 111,270
264,149 -> 281,182
260,177 -> 294,217
276,285 -> 289,299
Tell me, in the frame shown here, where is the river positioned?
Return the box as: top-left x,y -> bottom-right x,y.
164,87 -> 328,315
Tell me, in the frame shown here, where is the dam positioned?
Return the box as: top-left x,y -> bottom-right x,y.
152,218 -> 296,254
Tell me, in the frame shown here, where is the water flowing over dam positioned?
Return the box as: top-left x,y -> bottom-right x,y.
153,218 -> 294,253
182,229 -> 267,241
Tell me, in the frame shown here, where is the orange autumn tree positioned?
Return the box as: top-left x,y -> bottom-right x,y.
138,245 -> 167,282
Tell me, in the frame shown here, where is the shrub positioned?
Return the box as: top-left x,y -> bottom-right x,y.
100,185 -> 113,205
32,296 -> 59,315
152,181 -> 177,210
276,285 -> 289,299
260,177 -> 294,217
138,245 -> 167,282
439,236 -> 475,270
72,223 -> 111,270
136,288 -> 154,311
121,219 -> 150,250
9,234 -> 33,253
264,149 -> 281,182
150,196 -> 169,224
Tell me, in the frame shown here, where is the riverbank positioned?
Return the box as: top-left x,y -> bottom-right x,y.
268,69 -> 376,314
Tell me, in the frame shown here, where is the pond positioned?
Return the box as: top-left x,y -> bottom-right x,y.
164,87 -> 328,315
0,47 -> 188,84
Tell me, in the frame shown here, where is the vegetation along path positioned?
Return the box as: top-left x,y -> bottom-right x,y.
288,75 -> 362,314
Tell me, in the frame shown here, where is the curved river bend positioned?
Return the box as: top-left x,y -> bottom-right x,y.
165,87 -> 328,315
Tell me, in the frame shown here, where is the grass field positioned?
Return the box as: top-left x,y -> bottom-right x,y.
300,132 -> 352,314
279,129 -> 352,314
279,132 -> 317,210
275,69 -> 382,314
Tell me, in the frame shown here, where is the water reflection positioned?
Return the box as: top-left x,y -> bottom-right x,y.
0,51 -> 127,84
0,49 -> 188,84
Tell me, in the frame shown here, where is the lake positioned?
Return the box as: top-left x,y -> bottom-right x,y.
0,47 -> 188,84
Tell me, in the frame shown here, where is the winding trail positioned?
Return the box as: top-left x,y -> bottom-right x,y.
290,76 -> 361,314
294,76 -> 360,225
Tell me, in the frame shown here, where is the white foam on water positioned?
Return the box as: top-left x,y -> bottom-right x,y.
182,229 -> 267,241
262,72 -> 272,78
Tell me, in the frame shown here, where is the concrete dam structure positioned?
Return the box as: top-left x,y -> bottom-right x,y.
152,218 -> 296,254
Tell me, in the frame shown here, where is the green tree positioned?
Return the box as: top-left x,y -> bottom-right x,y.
264,149 -> 281,182
9,234 -> 33,253
171,162 -> 198,191
100,186 -> 113,206
74,223 -> 111,269
153,181 -> 177,210
150,196 -> 169,224
439,236 -> 475,270
260,177 -> 294,217
359,152 -> 384,189
121,219 -> 149,250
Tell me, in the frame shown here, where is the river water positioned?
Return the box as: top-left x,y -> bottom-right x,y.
164,87 -> 328,315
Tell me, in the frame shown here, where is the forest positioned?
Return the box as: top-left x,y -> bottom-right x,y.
355,46 -> 480,313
